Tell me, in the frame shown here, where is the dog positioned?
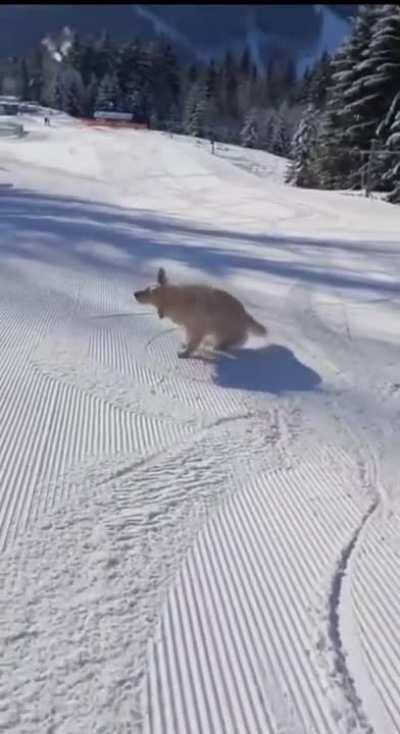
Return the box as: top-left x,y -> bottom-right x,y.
134,267 -> 267,358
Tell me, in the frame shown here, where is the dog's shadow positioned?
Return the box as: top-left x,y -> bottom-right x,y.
214,343 -> 321,395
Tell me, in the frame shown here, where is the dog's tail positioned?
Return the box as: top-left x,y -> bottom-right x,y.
246,313 -> 268,336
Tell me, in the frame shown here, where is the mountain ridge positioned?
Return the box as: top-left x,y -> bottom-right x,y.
0,4 -> 356,69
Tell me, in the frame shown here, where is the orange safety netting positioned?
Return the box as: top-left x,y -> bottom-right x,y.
79,118 -> 148,130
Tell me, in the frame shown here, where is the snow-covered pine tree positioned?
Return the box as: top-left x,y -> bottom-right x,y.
250,64 -> 259,104
82,73 -> 98,117
237,77 -> 253,120
286,104 -> 318,187
121,41 -> 153,119
340,5 -> 387,187
237,53 -> 259,117
283,59 -> 296,94
345,4 -> 400,151
30,46 -> 45,104
313,108 -> 356,189
19,59 -> 30,101
364,5 -> 400,195
146,38 -> 180,124
62,68 -> 85,116
205,59 -> 218,99
204,95 -> 219,141
386,121 -> 400,203
95,73 -> 120,111
379,90 -> 400,201
117,41 -> 140,101
294,67 -> 311,106
258,111 -> 276,152
312,42 -> 361,189
307,51 -> 332,109
183,81 -> 207,137
92,33 -> 117,82
54,68 -> 64,111
53,66 -> 85,116
182,84 -> 196,135
40,43 -> 61,109
311,7 -> 383,190
162,41 -> 180,115
271,101 -> 291,157
266,58 -> 280,106
203,59 -> 222,137
67,35 -> 86,81
240,108 -> 259,148
165,102 -> 181,134
221,50 -> 239,121
126,83 -> 148,120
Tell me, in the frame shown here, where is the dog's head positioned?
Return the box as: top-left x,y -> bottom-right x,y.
134,267 -> 168,309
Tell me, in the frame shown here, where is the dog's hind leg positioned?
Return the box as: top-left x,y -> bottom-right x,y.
178,329 -> 204,358
215,329 -> 246,352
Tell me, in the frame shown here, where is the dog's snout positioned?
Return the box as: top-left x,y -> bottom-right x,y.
134,286 -> 154,305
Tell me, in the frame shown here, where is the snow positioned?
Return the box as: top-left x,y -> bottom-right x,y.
42,26 -> 74,64
1,111 -> 400,733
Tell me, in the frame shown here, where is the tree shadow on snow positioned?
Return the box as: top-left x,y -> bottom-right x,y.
215,344 -> 321,395
1,187 -> 399,298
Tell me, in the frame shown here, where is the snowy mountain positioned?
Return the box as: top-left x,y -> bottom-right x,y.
0,4 -> 356,69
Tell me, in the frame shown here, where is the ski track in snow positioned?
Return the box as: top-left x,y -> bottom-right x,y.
350,510 -> 400,732
1,112 -> 400,733
0,271 -> 197,551
144,447 -> 373,734
0,410 -> 294,733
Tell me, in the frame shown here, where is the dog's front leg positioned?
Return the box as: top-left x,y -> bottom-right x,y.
178,331 -> 203,359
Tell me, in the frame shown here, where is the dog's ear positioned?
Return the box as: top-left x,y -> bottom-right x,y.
157,267 -> 167,286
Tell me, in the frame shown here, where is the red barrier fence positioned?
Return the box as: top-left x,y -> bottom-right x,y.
79,118 -> 148,130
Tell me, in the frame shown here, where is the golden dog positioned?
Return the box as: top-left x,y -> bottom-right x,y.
134,268 -> 267,358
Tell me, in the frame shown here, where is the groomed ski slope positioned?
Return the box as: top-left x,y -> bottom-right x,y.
0,112 -> 399,734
